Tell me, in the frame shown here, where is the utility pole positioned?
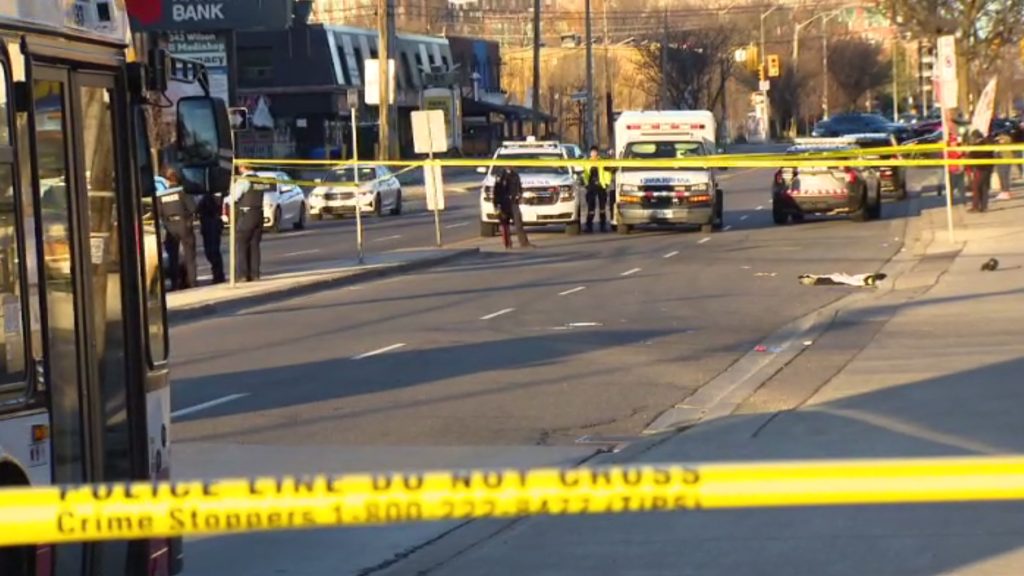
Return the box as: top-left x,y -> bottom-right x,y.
891,34 -> 899,122
378,0 -> 395,160
532,0 -> 541,135
602,0 -> 611,148
584,0 -> 595,148
821,16 -> 830,119
660,6 -> 668,108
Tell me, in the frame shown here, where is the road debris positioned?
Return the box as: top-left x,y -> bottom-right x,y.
798,273 -> 887,287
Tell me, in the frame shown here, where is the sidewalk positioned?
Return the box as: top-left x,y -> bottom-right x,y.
391,197 -> 1024,575
167,248 -> 478,324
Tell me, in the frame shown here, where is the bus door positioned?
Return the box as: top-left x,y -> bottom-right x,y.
30,63 -> 146,576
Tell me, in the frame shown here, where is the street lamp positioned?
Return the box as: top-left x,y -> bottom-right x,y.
819,11 -> 842,120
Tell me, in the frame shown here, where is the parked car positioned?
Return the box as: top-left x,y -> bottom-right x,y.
222,170 -> 307,232
308,164 -> 403,219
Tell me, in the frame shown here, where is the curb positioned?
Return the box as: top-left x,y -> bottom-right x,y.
167,248 -> 480,326
642,193 -> 936,436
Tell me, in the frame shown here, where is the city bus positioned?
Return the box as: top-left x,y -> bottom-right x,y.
0,2 -> 232,576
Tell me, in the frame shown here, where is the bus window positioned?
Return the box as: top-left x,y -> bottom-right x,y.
137,106 -> 167,365
0,59 -> 26,396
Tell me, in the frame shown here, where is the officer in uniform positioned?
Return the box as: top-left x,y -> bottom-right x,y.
582,146 -> 612,233
158,167 -> 197,290
229,164 -> 265,282
197,189 -> 225,284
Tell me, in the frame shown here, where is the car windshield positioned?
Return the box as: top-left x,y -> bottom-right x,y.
493,152 -> 568,175
326,167 -> 377,182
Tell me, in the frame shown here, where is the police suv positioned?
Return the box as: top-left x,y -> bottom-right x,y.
613,110 -> 725,234
478,138 -> 584,237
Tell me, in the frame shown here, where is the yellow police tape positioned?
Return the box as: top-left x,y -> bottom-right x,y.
4,456 -> 1024,546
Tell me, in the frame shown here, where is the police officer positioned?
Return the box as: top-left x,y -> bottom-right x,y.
158,167 -> 197,290
197,188 -> 226,284
229,164 -> 265,282
493,166 -> 531,248
583,146 -> 612,233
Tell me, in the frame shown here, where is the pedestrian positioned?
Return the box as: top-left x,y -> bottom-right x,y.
994,130 -> 1014,195
158,167 -> 197,290
197,187 -> 226,284
229,164 -> 265,281
947,128 -> 966,199
492,167 -> 515,249
967,130 -> 994,213
583,145 -> 612,233
492,166 -> 530,248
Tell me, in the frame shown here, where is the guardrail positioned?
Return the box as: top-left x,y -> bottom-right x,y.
3,455 -> 1024,546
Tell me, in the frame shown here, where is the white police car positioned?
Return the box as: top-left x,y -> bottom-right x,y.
477,138 -> 583,237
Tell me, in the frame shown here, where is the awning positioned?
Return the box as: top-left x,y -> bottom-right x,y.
462,98 -> 556,122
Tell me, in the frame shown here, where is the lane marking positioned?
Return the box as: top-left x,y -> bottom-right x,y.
352,343 -> 407,360
559,286 -> 587,296
663,251 -> 679,259
756,205 -> 765,211
698,237 -> 711,244
480,308 -> 515,320
372,234 -> 403,242
740,215 -> 749,221
724,225 -> 733,231
445,221 -> 470,229
620,268 -> 642,277
171,394 -> 249,419
281,249 -> 320,257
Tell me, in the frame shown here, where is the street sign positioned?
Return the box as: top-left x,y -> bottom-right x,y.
228,107 -> 249,131
759,79 -> 770,92
411,110 -> 448,155
570,91 -> 588,102
936,35 -> 958,108
364,59 -> 396,106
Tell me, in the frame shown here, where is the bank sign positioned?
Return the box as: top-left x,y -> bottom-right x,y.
127,0 -> 293,31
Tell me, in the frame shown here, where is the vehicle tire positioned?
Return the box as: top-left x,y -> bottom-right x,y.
772,203 -> 788,225
850,186 -> 869,222
868,186 -> 883,220
270,208 -> 283,233
480,221 -> 497,237
373,194 -> 383,217
712,191 -> 724,230
0,545 -> 33,576
390,189 -> 403,215
617,223 -> 632,235
565,220 -> 581,235
293,204 -> 307,230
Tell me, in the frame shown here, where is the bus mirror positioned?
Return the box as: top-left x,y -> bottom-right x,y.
177,96 -> 231,166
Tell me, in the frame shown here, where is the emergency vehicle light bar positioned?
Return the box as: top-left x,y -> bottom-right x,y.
500,138 -> 562,149
625,123 -> 705,131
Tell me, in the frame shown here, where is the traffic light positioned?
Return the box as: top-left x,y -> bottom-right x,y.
746,45 -> 760,73
767,54 -> 781,78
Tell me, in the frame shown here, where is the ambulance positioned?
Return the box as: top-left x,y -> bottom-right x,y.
613,111 -> 725,234
478,138 -> 584,236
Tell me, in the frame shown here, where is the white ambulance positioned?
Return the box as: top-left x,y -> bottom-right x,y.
478,138 -> 584,236
613,111 -> 725,234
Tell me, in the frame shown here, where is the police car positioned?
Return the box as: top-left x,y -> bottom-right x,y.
222,170 -> 308,233
477,138 -> 584,237
771,139 -> 882,224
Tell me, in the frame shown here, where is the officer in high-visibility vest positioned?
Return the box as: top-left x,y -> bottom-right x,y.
229,164 -> 265,282
158,167 -> 197,290
582,146 -> 613,233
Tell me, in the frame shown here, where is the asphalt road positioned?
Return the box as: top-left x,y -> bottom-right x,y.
171,166 -> 911,446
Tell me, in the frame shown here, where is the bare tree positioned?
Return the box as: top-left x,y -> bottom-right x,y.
637,25 -> 737,113
880,0 -> 1024,104
827,38 -> 891,110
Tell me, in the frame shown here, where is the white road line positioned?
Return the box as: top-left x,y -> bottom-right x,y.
372,234 -> 403,242
663,251 -> 679,258
698,237 -> 711,244
445,221 -> 470,229
559,286 -> 587,296
621,267 -> 642,277
281,249 -> 320,257
740,215 -> 749,221
755,205 -> 765,211
724,225 -> 733,231
171,394 -> 249,419
480,308 -> 516,320
352,343 -> 407,360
